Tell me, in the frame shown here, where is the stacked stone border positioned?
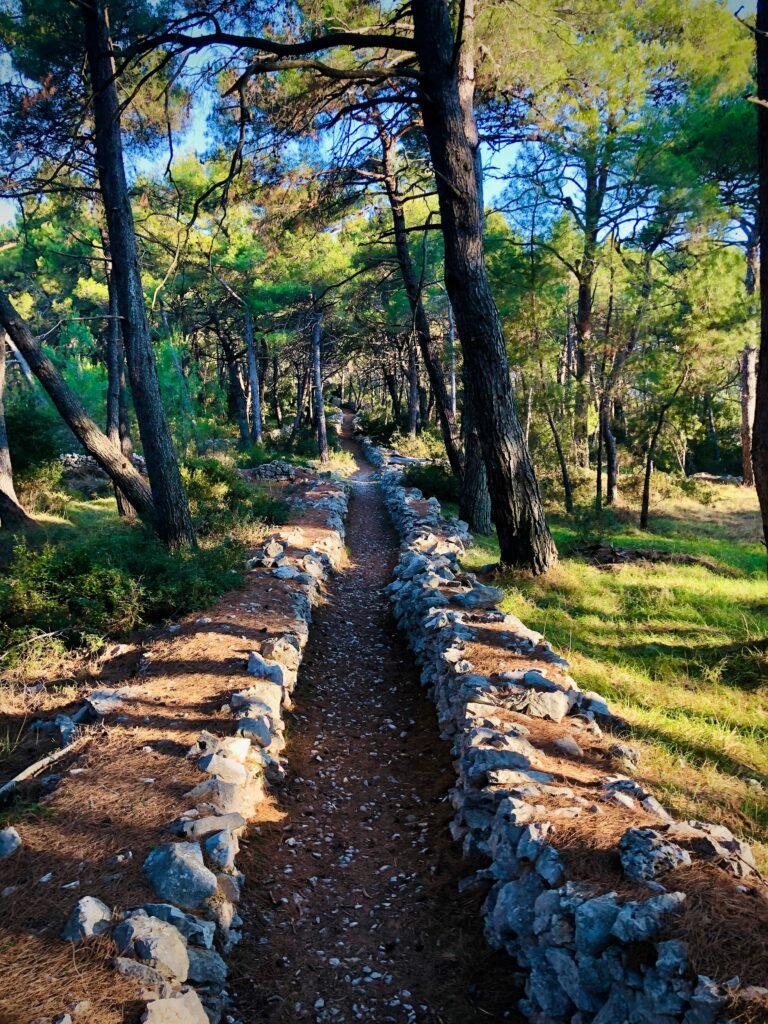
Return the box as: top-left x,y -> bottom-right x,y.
378,461 -> 766,1024
31,476 -> 349,1024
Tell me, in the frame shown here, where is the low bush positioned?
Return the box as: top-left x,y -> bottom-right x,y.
15,463 -> 72,516
182,457 -> 289,535
400,463 -> 460,504
0,527 -> 245,669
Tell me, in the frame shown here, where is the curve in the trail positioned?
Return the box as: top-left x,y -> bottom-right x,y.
230,419 -> 520,1024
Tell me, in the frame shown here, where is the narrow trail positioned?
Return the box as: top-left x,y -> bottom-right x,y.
231,419 -> 517,1024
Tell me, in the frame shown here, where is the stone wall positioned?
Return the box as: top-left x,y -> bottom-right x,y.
379,465 -> 765,1024
51,480 -> 349,1024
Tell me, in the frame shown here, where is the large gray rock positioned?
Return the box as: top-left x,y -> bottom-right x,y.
235,715 -> 273,747
187,946 -> 228,987
141,988 -> 209,1024
247,651 -> 287,684
0,826 -> 21,859
113,911 -> 189,982
611,892 -> 686,943
138,904 -> 215,949
619,828 -> 692,881
574,893 -> 620,954
203,829 -> 239,873
261,636 -> 300,670
185,776 -> 264,817
450,583 -> 504,609
143,843 -> 218,909
61,895 -> 112,941
114,957 -> 173,998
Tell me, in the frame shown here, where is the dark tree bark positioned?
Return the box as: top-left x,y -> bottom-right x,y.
105,262 -> 135,518
0,328 -> 33,528
258,335 -> 268,432
213,311 -> 249,446
311,308 -> 329,463
640,372 -> 688,530
407,333 -> 419,438
602,403 -> 618,505
0,290 -> 156,523
289,364 -> 310,444
272,355 -> 283,428
459,391 -> 492,534
378,127 -> 463,474
411,0 -> 556,572
541,382 -> 574,515
244,310 -> 263,444
82,1 -> 195,548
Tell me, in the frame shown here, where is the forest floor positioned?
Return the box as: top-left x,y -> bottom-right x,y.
461,484 -> 768,870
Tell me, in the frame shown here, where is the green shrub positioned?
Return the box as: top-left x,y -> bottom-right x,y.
183,457 -> 289,535
15,462 -> 72,515
5,397 -> 72,476
400,463 -> 460,504
0,528 -> 245,668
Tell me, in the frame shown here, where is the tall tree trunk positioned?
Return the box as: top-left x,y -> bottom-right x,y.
754,0 -> 768,548
742,345 -> 758,486
603,403 -> 618,504
217,326 -> 249,447
447,301 -> 458,418
640,373 -> 688,530
0,290 -> 156,522
0,328 -> 33,528
407,334 -> 419,438
312,309 -> 329,463
245,310 -> 263,444
705,396 -> 720,464
541,384 -> 574,515
82,1 -> 194,548
258,336 -> 268,432
595,400 -> 604,512
272,355 -> 283,428
412,0 -> 556,572
289,364 -> 310,444
460,391 -> 492,534
378,126 -> 464,475
105,265 -> 135,518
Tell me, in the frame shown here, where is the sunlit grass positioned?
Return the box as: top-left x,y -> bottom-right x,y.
460,484 -> 768,866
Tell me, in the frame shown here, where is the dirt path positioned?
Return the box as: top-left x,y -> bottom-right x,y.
230,420 -> 518,1024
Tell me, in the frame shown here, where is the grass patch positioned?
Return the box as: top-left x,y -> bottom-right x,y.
461,485 -> 768,865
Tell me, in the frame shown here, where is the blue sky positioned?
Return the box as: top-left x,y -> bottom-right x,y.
0,0 -> 757,228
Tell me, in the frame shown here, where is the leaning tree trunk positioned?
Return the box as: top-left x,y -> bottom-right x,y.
412,0 -> 556,572
245,310 -> 263,445
311,309 -> 329,463
0,328 -> 33,528
105,265 -> 136,518
0,290 -> 156,523
742,345 -> 757,486
82,1 -> 194,548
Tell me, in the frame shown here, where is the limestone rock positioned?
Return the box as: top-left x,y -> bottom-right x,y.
180,812 -> 245,841
141,987 -> 209,1024
0,826 -> 21,859
611,891 -> 686,943
61,895 -> 112,941
619,828 -> 692,881
187,947 -> 228,987
138,905 -> 215,949
203,829 -> 239,873
143,843 -> 218,909
113,911 -> 189,982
